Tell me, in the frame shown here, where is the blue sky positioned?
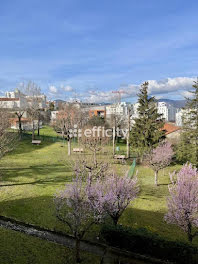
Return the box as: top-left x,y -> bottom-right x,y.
0,0 -> 197,102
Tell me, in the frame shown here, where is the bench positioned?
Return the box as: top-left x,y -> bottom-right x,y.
32,140 -> 41,145
73,148 -> 84,153
114,154 -> 126,164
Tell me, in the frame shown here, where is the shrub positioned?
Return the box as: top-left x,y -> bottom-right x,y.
100,224 -> 198,264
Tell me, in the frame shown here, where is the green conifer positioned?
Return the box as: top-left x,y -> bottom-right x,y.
130,81 -> 165,158
176,78 -> 198,167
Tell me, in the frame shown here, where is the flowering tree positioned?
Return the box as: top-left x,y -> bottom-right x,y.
103,174 -> 139,225
147,142 -> 174,186
90,174 -> 139,225
54,176 -> 105,263
165,163 -> 198,242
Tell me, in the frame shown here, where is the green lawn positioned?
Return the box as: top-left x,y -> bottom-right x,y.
0,227 -> 100,264
0,126 -> 197,263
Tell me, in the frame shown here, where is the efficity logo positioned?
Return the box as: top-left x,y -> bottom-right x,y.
68,125 -> 129,139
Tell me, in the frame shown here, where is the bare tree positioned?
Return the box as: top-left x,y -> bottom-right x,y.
81,126 -> 110,166
54,103 -> 84,155
12,86 -> 27,139
21,81 -> 41,96
13,81 -> 43,140
25,82 -> 43,140
110,114 -> 126,156
73,156 -> 110,182
126,107 -> 133,158
0,110 -> 17,160
15,110 -> 25,138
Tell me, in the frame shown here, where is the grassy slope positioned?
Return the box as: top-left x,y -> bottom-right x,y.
0,227 -> 100,264
0,126 -> 197,253
121,165 -> 191,242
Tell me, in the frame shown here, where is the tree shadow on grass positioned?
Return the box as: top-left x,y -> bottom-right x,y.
120,207 -> 198,246
139,184 -> 169,199
0,195 -> 70,235
4,132 -> 69,157
0,164 -> 73,187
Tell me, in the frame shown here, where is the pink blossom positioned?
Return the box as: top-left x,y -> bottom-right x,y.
165,163 -> 198,242
148,141 -> 174,185
89,174 -> 139,225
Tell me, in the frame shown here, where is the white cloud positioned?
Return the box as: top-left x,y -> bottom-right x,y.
147,77 -> 195,94
49,85 -> 57,93
82,77 -> 196,103
180,90 -> 194,98
64,85 -> 73,92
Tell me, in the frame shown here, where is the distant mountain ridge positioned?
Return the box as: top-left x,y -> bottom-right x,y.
54,99 -> 65,103
53,98 -> 186,108
158,99 -> 186,108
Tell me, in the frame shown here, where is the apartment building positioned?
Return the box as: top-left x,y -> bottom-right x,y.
0,89 -> 27,109
106,102 -> 129,117
157,102 -> 177,122
0,89 -> 47,110
176,108 -> 196,127
89,106 -> 106,118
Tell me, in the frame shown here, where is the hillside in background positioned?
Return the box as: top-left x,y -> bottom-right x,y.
158,99 -> 186,108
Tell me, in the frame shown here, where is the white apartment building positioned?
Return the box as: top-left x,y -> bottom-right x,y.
51,111 -> 59,121
176,108 -> 196,127
26,94 -> 47,109
0,89 -> 46,110
0,89 -> 27,109
176,110 -> 183,126
157,102 -> 177,122
131,103 -> 139,118
106,102 -> 129,117
10,118 -> 42,131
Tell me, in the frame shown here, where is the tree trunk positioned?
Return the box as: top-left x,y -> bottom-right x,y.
94,149 -> 97,166
155,171 -> 159,186
68,139 -> 71,156
18,115 -> 23,139
113,217 -> 119,226
187,223 -> 193,243
37,117 -> 40,136
127,136 -> 130,159
32,121 -> 35,140
126,111 -> 130,159
113,127 -> 115,156
75,238 -> 81,263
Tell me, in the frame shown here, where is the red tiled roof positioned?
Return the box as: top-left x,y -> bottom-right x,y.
0,98 -> 19,101
162,123 -> 181,135
9,118 -> 30,125
9,118 -> 29,122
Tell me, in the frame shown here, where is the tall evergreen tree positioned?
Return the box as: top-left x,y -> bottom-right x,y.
130,81 -> 165,157
176,78 -> 198,167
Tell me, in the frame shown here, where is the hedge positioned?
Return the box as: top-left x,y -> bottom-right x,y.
100,224 -> 198,264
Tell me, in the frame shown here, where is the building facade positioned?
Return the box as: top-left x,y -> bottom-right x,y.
0,89 -> 27,109
89,106 -> 106,118
106,102 -> 129,117
157,102 -> 177,122
0,89 -> 46,110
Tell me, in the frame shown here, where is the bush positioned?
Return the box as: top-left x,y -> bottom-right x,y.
100,224 -> 198,264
